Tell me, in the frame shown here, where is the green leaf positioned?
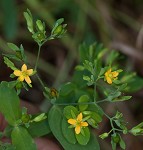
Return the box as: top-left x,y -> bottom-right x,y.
90,112 -> 102,123
23,9 -> 34,33
59,82 -> 76,96
87,118 -> 98,128
48,106 -> 100,150
122,74 -> 143,92
130,122 -> 143,135
3,54 -> 21,61
98,67 -> 106,77
4,57 -> 17,71
62,117 -> 76,144
75,127 -> 90,145
113,96 -> 132,102
11,126 -> 37,150
78,95 -> 90,111
111,139 -> 116,150
106,50 -> 119,66
7,43 -> 19,51
27,117 -> 51,137
119,135 -> 126,149
87,112 -> 102,128
0,143 -> 15,150
20,44 -> 27,62
63,106 -> 78,119
56,18 -> 64,25
0,82 -> 21,125
117,83 -> 127,91
107,91 -> 121,102
83,75 -> 91,82
75,65 -> 85,71
87,104 -> 103,116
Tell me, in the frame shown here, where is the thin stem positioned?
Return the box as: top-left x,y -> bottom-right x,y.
53,102 -> 95,106
110,118 -> 116,134
96,98 -> 108,104
114,128 -> 123,132
103,111 -> 111,120
35,44 -> 42,70
36,74 -> 45,90
94,81 -> 96,103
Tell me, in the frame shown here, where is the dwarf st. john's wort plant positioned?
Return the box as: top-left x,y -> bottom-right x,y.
0,9 -> 143,150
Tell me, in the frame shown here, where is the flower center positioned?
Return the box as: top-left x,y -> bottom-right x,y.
22,71 -> 28,77
76,120 -> 82,127
108,73 -> 113,78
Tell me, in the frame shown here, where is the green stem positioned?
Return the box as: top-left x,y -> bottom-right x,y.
94,81 -> 96,103
103,112 -> 111,120
103,112 -> 120,134
36,74 -> 45,90
96,98 -> 108,104
35,44 -> 42,70
110,118 -> 116,134
114,128 -> 123,132
53,102 -> 95,106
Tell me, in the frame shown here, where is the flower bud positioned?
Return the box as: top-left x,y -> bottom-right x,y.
99,132 -> 109,139
130,122 -> 143,136
21,114 -> 30,123
50,88 -> 58,98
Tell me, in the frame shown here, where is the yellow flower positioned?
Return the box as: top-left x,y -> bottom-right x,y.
104,68 -> 119,84
68,113 -> 88,134
13,64 -> 33,84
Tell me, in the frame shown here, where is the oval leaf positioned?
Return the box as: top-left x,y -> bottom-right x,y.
75,127 -> 90,145
11,126 -> 37,150
59,82 -> 76,96
78,95 -> 90,111
0,82 -> 21,125
27,117 -> 51,138
63,106 -> 78,119
62,117 -> 76,144
48,106 -> 100,150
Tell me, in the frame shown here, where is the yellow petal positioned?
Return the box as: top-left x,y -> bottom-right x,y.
14,70 -> 22,76
18,75 -> 24,82
105,72 -> 108,77
107,68 -> 111,74
77,113 -> 82,122
25,76 -> 32,84
81,122 -> 88,127
21,64 -> 27,71
27,69 -> 33,76
75,125 -> 81,134
112,71 -> 119,77
68,119 -> 76,125
106,77 -> 112,84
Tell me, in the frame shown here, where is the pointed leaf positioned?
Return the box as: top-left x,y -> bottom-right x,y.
7,43 -> 19,51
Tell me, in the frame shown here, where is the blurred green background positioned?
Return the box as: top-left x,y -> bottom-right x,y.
0,0 -> 143,149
